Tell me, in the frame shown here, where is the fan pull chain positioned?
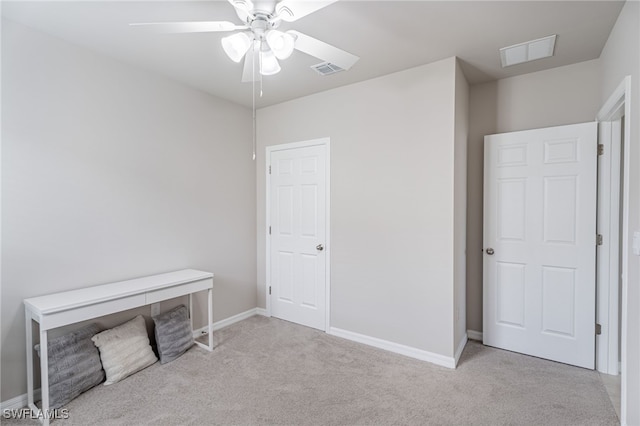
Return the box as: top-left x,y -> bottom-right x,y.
252,89 -> 256,161
252,41 -> 256,161
258,41 -> 264,98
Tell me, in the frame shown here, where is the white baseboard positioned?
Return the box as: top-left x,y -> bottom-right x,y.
328,327 -> 456,369
467,329 -> 483,341
193,307 -> 262,337
454,334 -> 468,366
255,308 -> 268,316
1,389 -> 40,411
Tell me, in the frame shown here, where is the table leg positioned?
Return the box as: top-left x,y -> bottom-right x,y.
189,293 -> 194,332
207,288 -> 213,351
39,328 -> 50,426
25,310 -> 34,408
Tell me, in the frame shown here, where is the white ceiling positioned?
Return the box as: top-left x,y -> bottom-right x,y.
1,0 -> 625,108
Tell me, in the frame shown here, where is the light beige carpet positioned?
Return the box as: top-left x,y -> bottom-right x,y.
9,316 -> 618,425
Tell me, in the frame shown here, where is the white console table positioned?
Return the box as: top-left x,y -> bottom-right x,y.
24,269 -> 214,425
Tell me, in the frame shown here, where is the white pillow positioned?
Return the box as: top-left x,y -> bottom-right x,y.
91,315 -> 157,385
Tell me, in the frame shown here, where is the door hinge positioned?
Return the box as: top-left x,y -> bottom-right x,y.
596,323 -> 602,335
269,286 -> 271,295
269,226 -> 271,235
597,234 -> 603,246
269,165 -> 271,174
598,144 -> 604,156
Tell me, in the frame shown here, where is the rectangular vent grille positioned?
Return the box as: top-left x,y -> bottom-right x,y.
311,62 -> 344,76
499,34 -> 557,67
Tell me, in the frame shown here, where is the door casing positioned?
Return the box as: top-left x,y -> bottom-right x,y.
596,76 -> 631,424
265,138 -> 331,332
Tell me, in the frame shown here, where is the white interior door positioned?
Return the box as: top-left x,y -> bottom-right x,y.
268,140 -> 328,331
483,122 -> 597,369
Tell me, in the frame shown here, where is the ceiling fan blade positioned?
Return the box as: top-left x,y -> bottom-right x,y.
242,47 -> 259,83
275,0 -> 338,22
129,21 -> 246,34
288,30 -> 359,70
228,0 -> 254,12
228,0 -> 254,23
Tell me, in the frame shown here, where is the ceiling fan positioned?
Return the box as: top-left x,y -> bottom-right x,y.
131,0 -> 359,82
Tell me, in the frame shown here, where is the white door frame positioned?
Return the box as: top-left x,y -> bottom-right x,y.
596,119 -> 622,375
265,138 -> 331,332
596,76 -> 631,423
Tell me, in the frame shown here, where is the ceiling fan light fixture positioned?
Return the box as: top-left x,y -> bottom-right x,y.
259,48 -> 281,75
265,30 -> 295,60
221,32 -> 252,63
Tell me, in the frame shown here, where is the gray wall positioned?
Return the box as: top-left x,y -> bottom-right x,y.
465,59 -> 602,333
599,2 -> 640,424
453,60 -> 469,352
1,20 -> 257,400
256,57 -> 466,359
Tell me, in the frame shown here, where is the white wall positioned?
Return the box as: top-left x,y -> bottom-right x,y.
466,59 -> 602,333
465,81 -> 496,335
1,20 -> 256,401
493,60 -> 603,133
257,57 -> 466,360
599,2 -> 640,424
453,60 -> 469,353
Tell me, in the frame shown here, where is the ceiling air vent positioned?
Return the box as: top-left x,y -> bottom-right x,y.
499,35 -> 557,67
311,62 -> 344,76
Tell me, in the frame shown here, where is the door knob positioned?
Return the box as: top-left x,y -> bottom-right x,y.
486,248 -> 495,255
316,244 -> 324,251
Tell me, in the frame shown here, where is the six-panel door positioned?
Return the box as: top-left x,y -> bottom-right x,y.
269,143 -> 327,330
483,122 -> 597,369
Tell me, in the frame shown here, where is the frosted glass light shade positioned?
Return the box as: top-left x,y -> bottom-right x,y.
221,32 -> 252,63
265,30 -> 295,60
259,49 -> 281,75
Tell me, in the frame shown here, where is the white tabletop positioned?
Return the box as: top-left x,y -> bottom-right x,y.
24,269 -> 214,315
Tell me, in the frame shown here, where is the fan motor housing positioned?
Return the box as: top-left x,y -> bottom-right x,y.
250,13 -> 276,36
